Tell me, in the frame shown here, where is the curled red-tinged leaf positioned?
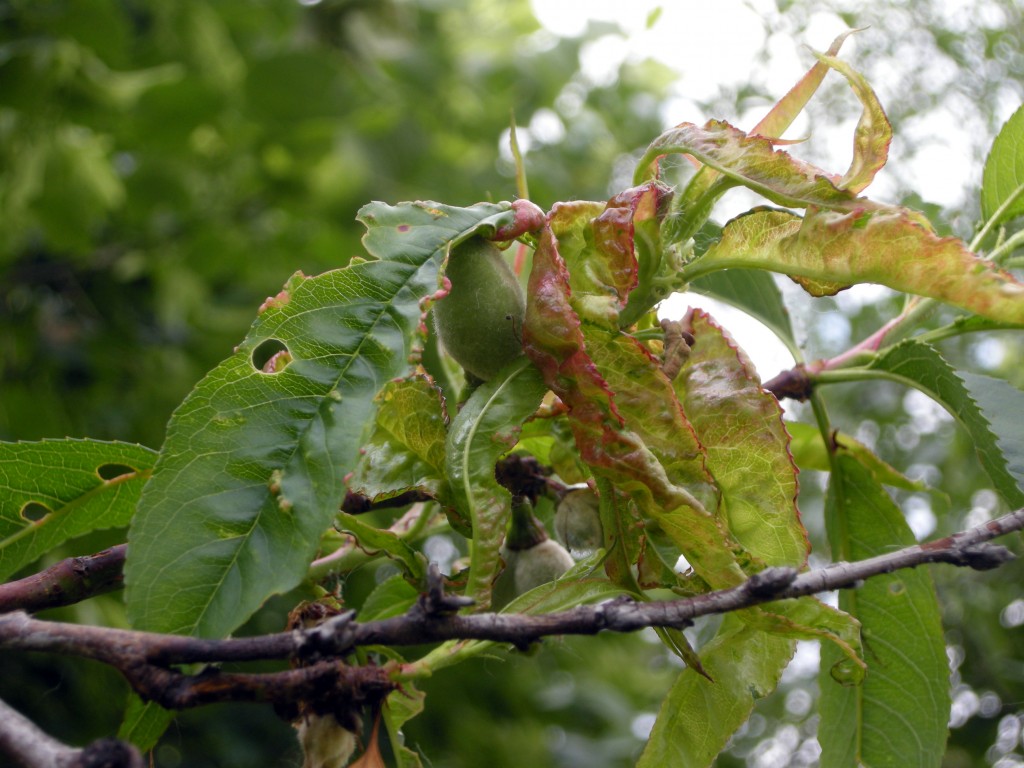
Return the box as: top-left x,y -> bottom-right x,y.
697,207 -> 1024,323
639,120 -> 881,213
523,222 -> 747,590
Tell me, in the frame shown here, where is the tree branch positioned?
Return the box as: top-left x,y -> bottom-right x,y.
0,508 -> 1019,709
0,545 -> 127,614
0,695 -> 142,768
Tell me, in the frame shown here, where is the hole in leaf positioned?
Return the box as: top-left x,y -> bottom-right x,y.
20,502 -> 51,523
251,338 -> 291,373
97,463 -> 136,481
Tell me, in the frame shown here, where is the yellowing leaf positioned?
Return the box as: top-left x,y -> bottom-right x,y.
693,207 -> 1024,324
674,310 -> 808,567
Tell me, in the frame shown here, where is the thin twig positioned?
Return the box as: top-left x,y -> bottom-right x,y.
0,545 -> 127,614
0,695 -> 143,768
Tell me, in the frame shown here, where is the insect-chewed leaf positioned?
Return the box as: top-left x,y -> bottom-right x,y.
0,439 -> 156,580
694,207 -> 1024,324
445,359 -> 548,611
820,453 -> 949,767
125,201 -> 519,638
674,309 -> 809,567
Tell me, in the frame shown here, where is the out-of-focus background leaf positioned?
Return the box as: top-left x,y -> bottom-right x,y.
2,1 -> 1023,766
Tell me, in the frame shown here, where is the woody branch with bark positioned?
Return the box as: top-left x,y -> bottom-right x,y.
1,507 -> 1021,767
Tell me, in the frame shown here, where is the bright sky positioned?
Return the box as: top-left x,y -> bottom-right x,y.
526,0 -> 984,381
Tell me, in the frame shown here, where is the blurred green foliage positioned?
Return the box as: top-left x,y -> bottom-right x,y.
0,0 -> 671,448
2,0 -> 1024,766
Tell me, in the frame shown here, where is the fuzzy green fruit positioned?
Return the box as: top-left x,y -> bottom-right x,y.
554,488 -> 603,559
510,539 -> 575,595
433,237 -> 525,381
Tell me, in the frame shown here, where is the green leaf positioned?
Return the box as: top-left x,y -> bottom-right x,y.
961,371 -> 1024,501
445,359 -> 548,611
866,341 -> 1024,506
125,201 -> 519,638
638,615 -> 795,768
347,376 -> 449,505
981,104 -> 1024,227
0,439 -> 156,580
689,268 -> 797,355
499,553 -> 630,615
335,513 -> 426,584
786,421 -> 929,493
820,453 -> 949,767
382,682 -> 426,768
359,573 -> 420,621
413,554 -> 627,674
118,696 -> 174,752
674,310 -> 807,567
691,208 -> 1024,324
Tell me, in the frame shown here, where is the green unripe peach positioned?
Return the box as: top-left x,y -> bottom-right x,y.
433,237 -> 525,381
510,539 -> 575,595
554,488 -> 603,559
493,496 -> 574,608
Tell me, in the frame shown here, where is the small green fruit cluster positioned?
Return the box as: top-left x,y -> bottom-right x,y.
493,496 -> 574,608
433,237 -> 525,381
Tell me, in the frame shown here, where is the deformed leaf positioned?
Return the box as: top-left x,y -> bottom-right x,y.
523,223 -> 747,591
694,208 -> 1024,324
126,201 -> 520,638
658,33 -> 856,248
814,52 -> 892,194
550,198 -> 630,328
445,359 -> 548,611
867,340 -> 1024,507
347,376 -> 448,505
674,309 -> 808,567
820,453 -> 949,767
638,615 -> 795,768
750,32 -> 854,141
0,439 -> 156,580
635,120 -> 875,212
981,103 -> 1024,227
